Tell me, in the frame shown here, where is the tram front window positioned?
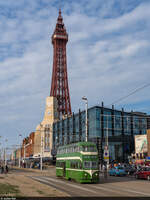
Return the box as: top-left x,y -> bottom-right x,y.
91,161 -> 98,169
84,161 -> 98,169
84,161 -> 91,169
82,146 -> 96,152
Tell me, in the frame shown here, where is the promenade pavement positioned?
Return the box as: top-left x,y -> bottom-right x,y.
0,166 -> 69,197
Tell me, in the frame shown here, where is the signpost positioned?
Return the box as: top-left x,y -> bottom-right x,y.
104,146 -> 109,165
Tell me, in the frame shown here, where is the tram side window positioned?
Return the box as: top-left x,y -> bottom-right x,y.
69,147 -> 71,153
71,161 -> 81,169
79,146 -> 82,151
83,146 -> 87,152
74,146 -> 78,152
75,162 -> 78,169
90,146 -> 95,152
78,162 -> 82,169
71,161 -> 75,168
56,162 -> 62,167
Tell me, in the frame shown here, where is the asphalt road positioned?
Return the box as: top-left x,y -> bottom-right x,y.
29,174 -> 150,197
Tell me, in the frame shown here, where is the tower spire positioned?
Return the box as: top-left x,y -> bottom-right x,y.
50,10 -> 72,119
59,8 -> 61,16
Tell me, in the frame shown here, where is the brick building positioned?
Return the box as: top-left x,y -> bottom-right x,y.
21,132 -> 35,158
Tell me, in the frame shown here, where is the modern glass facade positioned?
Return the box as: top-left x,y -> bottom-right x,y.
52,105 -> 148,162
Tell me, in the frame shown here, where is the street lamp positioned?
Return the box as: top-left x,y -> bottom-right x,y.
104,115 -> 109,168
4,139 -> 8,166
18,134 -> 22,168
0,136 -> 1,163
82,96 -> 88,142
40,130 -> 44,171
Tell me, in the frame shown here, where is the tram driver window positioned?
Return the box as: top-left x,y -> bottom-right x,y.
84,161 -> 90,168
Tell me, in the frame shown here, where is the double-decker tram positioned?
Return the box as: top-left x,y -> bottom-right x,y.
56,142 -> 99,183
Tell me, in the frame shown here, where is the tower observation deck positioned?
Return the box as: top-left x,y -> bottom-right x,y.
50,10 -> 72,118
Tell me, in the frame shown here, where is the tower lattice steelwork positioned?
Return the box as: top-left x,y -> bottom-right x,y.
50,10 -> 72,118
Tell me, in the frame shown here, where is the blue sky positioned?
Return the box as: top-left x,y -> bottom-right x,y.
0,0 -> 150,148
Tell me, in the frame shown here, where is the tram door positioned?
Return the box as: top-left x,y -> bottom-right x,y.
62,162 -> 66,177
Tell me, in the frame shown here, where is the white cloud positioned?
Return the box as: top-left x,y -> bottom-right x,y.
0,0 -> 150,146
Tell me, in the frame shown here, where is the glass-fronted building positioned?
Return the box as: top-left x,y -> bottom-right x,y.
52,104 -> 149,162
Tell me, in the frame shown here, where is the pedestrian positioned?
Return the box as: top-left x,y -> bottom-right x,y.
1,166 -> 4,174
104,164 -> 107,179
5,165 -> 8,173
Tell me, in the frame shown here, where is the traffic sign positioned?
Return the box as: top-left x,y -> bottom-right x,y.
104,149 -> 109,161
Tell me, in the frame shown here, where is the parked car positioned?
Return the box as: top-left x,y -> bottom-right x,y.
134,167 -> 150,181
125,166 -> 136,175
109,166 -> 127,176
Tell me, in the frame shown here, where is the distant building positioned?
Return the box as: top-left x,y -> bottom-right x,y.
52,104 -> 148,162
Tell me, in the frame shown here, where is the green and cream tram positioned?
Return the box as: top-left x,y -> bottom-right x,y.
56,142 -> 99,183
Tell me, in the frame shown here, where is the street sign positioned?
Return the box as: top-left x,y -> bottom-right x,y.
104,149 -> 109,161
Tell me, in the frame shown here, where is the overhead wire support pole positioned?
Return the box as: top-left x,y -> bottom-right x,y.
82,97 -> 88,142
106,115 -> 109,166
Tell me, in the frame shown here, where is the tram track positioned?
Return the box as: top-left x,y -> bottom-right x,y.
29,175 -> 150,197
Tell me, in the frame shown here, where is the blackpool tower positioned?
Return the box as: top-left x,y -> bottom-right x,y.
50,10 -> 72,118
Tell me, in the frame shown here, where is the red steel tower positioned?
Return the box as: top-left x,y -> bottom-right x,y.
50,10 -> 72,118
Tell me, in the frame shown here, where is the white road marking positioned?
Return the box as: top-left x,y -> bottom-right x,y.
90,185 -> 127,195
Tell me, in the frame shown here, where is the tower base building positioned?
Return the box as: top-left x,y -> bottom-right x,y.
33,96 -> 59,159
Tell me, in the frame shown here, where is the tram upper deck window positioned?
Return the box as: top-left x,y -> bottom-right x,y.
82,146 -> 96,152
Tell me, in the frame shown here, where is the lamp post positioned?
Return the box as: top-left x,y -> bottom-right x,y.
0,136 -> 1,163
0,143 -> 1,163
106,115 -> 109,151
82,97 -> 88,142
104,115 -> 109,168
18,134 -> 22,168
40,131 -> 43,171
4,139 -> 8,166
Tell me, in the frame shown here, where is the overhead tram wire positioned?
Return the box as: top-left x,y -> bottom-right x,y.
106,82 -> 150,107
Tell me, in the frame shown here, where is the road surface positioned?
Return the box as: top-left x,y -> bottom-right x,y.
28,172 -> 150,197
